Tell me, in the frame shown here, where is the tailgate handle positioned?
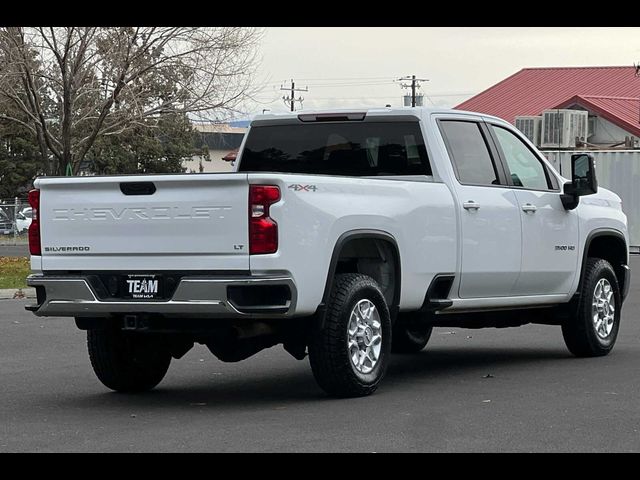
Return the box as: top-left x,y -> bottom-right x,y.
120,182 -> 156,196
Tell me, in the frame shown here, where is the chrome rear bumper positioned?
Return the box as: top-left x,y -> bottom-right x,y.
26,274 -> 296,318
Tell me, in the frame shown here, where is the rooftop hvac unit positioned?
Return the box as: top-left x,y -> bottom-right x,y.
515,116 -> 542,146
541,109 -> 589,148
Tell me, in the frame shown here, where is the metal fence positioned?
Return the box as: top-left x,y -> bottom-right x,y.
0,197 -> 30,245
543,150 -> 640,251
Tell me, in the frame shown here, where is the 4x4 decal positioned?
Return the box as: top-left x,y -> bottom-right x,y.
288,184 -> 317,192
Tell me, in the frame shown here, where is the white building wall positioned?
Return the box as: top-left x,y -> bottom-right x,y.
183,149 -> 234,173
590,117 -> 635,145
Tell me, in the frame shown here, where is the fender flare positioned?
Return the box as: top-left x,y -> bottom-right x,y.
579,227 -> 628,299
317,229 -> 402,321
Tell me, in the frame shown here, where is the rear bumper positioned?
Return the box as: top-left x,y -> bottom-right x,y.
25,274 -> 297,318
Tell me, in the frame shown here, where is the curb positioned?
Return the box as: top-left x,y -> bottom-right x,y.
0,288 -> 36,300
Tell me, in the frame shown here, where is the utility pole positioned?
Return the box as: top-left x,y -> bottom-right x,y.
398,75 -> 428,107
280,79 -> 308,112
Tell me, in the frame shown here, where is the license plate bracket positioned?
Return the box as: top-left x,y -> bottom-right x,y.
122,274 -> 163,299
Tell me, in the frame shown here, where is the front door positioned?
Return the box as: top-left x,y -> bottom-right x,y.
489,124 -> 579,295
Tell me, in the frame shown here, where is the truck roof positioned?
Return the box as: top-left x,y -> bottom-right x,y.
251,106 -> 509,125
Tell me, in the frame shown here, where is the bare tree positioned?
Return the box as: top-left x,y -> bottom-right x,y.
0,27 -> 262,175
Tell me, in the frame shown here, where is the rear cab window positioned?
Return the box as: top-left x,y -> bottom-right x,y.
438,119 -> 504,186
238,120 -> 432,177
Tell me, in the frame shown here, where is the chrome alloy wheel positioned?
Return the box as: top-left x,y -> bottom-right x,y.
347,299 -> 382,374
592,278 -> 616,339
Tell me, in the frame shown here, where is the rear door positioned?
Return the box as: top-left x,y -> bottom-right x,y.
439,119 -> 522,298
37,173 -> 250,271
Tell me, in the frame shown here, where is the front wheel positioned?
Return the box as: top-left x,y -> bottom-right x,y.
562,258 -> 622,357
87,325 -> 171,392
309,273 -> 392,397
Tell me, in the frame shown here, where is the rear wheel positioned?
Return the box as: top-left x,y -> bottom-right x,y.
562,258 -> 621,357
87,325 -> 171,392
309,273 -> 392,397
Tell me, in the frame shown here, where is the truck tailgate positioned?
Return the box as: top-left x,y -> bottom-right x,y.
36,174 -> 250,271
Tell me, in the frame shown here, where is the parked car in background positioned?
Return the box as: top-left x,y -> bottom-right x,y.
16,211 -> 32,233
222,149 -> 238,162
20,207 -> 33,219
0,210 -> 13,235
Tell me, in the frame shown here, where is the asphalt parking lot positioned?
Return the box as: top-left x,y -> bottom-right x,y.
0,244 -> 28,258
1,257 -> 639,452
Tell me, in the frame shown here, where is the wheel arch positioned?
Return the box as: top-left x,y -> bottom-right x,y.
581,228 -> 629,301
320,229 -> 401,318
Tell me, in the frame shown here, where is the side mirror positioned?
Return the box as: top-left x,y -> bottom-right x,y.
561,153 -> 598,210
571,153 -> 598,196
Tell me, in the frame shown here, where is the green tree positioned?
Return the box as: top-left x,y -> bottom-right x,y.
87,113 -> 207,175
0,118 -> 43,198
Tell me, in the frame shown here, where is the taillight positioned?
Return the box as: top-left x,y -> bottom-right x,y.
249,185 -> 280,254
28,189 -> 41,256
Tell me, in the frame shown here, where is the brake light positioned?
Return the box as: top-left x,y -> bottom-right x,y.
28,189 -> 41,256
249,185 -> 280,254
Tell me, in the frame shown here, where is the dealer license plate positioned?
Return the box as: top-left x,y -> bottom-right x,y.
123,274 -> 163,299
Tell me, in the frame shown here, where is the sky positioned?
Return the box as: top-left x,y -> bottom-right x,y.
244,27 -> 640,116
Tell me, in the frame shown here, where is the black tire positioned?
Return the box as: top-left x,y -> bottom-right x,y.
562,258 -> 621,357
392,313 -> 433,353
309,273 -> 392,397
87,326 -> 171,392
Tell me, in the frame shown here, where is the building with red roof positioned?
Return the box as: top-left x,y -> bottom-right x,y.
456,67 -> 640,147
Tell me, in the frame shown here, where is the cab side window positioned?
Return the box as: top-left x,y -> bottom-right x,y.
439,120 -> 501,186
491,125 -> 553,191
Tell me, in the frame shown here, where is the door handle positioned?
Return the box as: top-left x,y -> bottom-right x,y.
522,203 -> 537,213
463,201 -> 480,210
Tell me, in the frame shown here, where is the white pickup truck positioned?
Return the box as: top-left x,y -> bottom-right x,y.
25,107 -> 630,397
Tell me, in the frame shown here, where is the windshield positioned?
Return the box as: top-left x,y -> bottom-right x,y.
239,121 -> 431,176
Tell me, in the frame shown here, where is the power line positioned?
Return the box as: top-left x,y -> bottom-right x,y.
262,77 -> 396,88
307,81 -> 397,88
280,79 -> 308,112
291,76 -> 393,81
295,93 -> 475,101
266,80 -> 396,88
253,92 -> 474,101
304,96 -> 401,100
